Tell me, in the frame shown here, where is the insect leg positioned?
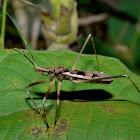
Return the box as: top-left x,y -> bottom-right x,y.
72,34 -> 100,71
42,78 -> 55,129
26,78 -> 52,115
91,75 -> 140,93
90,36 -> 100,72
54,80 -> 62,127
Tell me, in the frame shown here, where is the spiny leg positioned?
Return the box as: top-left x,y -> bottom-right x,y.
90,75 -> 140,93
26,78 -> 53,115
54,80 -> 62,127
42,78 -> 56,129
72,34 -> 100,71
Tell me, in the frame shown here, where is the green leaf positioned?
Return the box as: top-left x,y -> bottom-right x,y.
109,1 -> 140,45
108,1 -> 140,73
0,49 -> 140,139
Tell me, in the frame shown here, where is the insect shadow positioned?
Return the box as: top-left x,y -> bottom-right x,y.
26,89 -> 140,110
26,89 -> 113,102
25,89 -> 112,112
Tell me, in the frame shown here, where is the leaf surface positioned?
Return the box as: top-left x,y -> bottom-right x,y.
0,49 -> 140,139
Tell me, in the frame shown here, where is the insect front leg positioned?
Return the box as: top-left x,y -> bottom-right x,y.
72,34 -> 100,71
26,78 -> 53,115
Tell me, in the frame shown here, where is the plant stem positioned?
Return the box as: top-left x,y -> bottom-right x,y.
1,0 -> 7,49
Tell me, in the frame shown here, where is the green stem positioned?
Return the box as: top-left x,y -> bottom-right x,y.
1,0 -> 7,49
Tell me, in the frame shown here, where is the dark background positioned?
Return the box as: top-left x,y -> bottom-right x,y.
0,0 -> 140,75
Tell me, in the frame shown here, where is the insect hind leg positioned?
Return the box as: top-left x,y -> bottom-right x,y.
91,75 -> 140,93
121,75 -> 140,93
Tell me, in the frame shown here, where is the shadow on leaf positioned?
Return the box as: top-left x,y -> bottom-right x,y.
28,89 -> 113,101
26,89 -> 140,105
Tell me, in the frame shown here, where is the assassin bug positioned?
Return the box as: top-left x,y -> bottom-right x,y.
3,7 -> 140,129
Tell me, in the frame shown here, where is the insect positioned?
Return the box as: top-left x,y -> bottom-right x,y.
3,7 -> 140,130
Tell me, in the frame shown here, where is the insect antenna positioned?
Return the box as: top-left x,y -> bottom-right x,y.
14,49 -> 35,66
1,5 -> 36,65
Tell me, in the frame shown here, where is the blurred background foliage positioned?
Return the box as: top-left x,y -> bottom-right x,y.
0,0 -> 140,75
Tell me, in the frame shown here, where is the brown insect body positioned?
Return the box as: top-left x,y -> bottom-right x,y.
34,65 -> 113,84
